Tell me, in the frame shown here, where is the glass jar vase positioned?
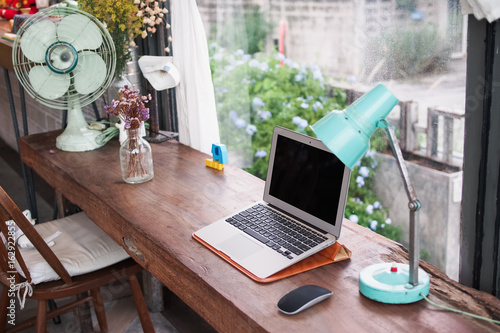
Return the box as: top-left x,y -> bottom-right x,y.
120,128 -> 154,184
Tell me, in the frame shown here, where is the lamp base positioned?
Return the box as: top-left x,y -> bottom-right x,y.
359,263 -> 430,304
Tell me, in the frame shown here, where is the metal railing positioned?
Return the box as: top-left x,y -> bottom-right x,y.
425,106 -> 464,165
340,86 -> 464,171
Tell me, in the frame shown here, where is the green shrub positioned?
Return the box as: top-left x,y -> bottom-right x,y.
210,47 -> 345,178
244,5 -> 273,54
365,24 -> 452,81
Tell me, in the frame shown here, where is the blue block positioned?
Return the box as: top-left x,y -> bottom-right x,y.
211,144 -> 228,164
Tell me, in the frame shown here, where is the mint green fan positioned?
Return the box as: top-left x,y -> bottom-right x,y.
12,7 -> 116,152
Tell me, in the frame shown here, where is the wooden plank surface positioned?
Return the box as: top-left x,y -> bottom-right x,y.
20,131 -> 500,332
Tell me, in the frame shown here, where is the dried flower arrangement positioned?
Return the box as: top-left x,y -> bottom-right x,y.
105,86 -> 154,183
104,85 -> 151,129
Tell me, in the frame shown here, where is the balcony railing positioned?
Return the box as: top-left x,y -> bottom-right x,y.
340,86 -> 464,172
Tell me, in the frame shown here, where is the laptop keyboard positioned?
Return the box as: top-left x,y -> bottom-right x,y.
225,204 -> 328,260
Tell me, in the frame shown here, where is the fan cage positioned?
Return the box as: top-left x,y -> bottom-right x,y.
12,7 -> 116,110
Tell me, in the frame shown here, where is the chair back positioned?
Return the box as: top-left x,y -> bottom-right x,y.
0,186 -> 73,286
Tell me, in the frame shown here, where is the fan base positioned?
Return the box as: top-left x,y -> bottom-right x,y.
56,128 -> 104,152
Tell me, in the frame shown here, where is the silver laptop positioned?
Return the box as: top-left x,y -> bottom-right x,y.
194,126 -> 351,279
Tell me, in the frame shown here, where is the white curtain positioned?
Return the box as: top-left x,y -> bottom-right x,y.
461,0 -> 500,22
171,0 -> 220,155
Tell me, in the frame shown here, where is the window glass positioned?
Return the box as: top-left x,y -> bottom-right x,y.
197,0 -> 465,281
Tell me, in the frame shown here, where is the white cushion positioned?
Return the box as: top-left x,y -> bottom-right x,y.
18,212 -> 130,285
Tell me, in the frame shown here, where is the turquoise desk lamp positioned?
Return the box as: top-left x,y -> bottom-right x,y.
311,83 -> 430,304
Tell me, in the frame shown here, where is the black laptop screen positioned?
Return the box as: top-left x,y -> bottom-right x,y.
268,134 -> 346,226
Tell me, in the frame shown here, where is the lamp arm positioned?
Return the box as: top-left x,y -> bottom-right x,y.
378,119 -> 421,286
378,120 -> 420,209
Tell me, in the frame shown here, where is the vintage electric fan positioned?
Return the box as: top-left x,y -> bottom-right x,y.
12,7 -> 116,151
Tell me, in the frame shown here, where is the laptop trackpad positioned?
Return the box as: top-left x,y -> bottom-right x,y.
218,234 -> 263,261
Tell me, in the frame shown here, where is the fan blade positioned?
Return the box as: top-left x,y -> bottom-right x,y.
73,51 -> 107,95
29,65 -> 70,100
21,20 -> 57,63
57,14 -> 103,51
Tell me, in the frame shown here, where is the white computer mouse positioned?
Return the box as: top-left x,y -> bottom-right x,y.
277,285 -> 332,315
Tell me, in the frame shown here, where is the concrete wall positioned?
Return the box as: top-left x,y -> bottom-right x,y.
268,0 -> 362,78
374,152 -> 462,280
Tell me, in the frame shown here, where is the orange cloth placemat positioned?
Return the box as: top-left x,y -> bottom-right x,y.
193,233 -> 351,283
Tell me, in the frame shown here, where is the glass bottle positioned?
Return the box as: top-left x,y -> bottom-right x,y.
120,128 -> 154,184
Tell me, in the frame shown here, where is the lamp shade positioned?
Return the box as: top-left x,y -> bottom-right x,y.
310,83 -> 399,169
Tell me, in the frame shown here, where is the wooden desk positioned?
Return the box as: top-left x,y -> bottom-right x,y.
20,131 -> 500,332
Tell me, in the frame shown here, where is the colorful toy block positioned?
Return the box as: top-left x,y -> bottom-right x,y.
211,144 -> 228,164
206,159 -> 224,170
206,143 -> 228,170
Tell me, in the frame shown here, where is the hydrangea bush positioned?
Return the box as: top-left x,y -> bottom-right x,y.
210,46 -> 345,177
210,46 -> 402,241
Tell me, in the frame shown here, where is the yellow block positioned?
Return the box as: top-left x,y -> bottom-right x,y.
206,159 -> 224,170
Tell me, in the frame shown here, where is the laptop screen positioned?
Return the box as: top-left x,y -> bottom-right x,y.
263,127 -> 351,237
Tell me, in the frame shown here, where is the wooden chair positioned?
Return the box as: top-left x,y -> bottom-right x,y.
0,186 -> 155,332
